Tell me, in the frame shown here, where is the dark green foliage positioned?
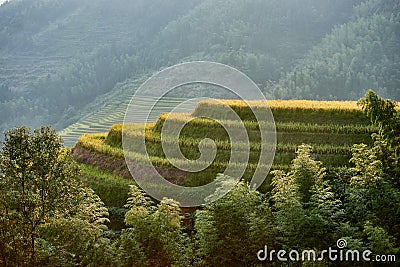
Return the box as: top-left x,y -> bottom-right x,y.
115,185 -> 191,267
358,90 -> 400,187
343,143 -> 400,252
151,0 -> 362,83
363,221 -> 399,256
341,91 -> 400,253
194,180 -> 275,267
0,126 -> 110,266
0,126 -> 79,265
271,145 -> 344,251
106,207 -> 128,231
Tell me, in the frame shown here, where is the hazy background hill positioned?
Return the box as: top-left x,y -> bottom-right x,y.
273,0 -> 400,100
0,0 -> 399,137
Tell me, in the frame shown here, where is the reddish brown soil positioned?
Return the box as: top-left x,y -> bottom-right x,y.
72,145 -> 187,185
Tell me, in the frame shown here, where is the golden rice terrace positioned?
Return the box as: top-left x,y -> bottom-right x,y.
73,99 -> 377,191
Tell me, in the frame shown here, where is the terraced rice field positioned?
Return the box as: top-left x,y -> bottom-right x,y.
59,95 -> 196,147
74,99 -> 376,190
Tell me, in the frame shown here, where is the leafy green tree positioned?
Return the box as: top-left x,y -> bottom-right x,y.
271,169 -> 306,250
345,143 -> 400,246
272,145 -> 344,251
289,145 -> 326,204
115,185 -> 191,267
340,91 -> 400,252
0,126 -> 78,265
363,221 -> 398,256
0,126 -> 110,266
39,187 -> 111,266
358,89 -> 400,187
194,179 -> 275,267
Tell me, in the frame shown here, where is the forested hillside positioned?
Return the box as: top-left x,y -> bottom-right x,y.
273,0 -> 400,100
0,0 -> 201,131
0,0 -> 398,138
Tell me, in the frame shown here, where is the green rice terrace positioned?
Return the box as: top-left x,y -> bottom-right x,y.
72,99 -> 377,196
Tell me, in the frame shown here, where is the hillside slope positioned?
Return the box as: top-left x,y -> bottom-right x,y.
1,0 -> 364,134
0,0 -> 202,131
273,0 -> 400,100
1,0 -> 398,138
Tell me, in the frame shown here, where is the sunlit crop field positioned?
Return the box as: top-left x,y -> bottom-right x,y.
73,98 -> 376,191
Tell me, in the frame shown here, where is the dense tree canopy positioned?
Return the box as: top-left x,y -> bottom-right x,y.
0,126 -> 109,266
273,0 -> 400,100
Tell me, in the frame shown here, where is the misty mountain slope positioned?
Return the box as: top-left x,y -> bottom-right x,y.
0,0 -> 203,132
149,0 -> 362,83
0,0 -> 398,138
0,0 -> 202,55
0,0 -> 202,92
0,0 -> 201,93
272,0 -> 400,100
